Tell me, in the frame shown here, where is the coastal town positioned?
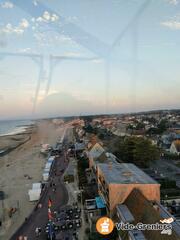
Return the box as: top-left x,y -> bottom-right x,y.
0,110 -> 180,239
1,0 -> 180,239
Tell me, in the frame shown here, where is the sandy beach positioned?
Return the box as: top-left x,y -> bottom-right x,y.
0,120 -> 65,240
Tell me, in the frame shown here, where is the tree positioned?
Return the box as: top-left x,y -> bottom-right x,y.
133,137 -> 160,167
157,119 -> 168,134
135,122 -> 145,130
147,119 -> 168,135
113,136 -> 160,167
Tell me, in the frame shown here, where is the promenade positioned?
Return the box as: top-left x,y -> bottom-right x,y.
10,128 -> 71,240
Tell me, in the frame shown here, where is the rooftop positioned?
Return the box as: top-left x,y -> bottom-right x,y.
98,163 -> 158,184
124,189 -> 180,240
88,142 -> 105,158
95,196 -> 106,209
116,204 -> 134,223
94,151 -> 118,165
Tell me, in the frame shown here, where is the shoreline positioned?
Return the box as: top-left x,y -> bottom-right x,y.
0,136 -> 31,157
0,123 -> 35,137
0,120 -> 66,240
0,125 -> 36,157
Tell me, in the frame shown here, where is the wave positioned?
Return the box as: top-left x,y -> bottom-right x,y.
0,120 -> 34,136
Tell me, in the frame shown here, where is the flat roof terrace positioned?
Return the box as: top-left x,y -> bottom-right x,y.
98,163 -> 159,185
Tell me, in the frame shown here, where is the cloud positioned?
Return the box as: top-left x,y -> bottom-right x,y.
161,20 -> 180,30
0,18 -> 29,35
1,23 -> 23,34
33,31 -> 75,46
35,11 -> 59,23
43,11 -> 51,21
56,35 -> 73,43
166,0 -> 179,5
33,0 -> 38,6
20,19 -> 29,29
17,47 -> 31,53
91,59 -> 103,64
66,16 -> 78,23
63,52 -> 82,57
1,1 -> 14,9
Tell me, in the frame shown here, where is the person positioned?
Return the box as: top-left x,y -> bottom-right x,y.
38,203 -> 42,209
35,227 -> 39,237
24,236 -> 28,240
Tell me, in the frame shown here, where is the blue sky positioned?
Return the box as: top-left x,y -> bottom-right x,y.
0,0 -> 180,119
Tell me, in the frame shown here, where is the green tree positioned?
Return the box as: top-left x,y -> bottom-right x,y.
135,122 -> 145,130
113,137 -> 160,167
133,138 -> 160,167
157,119 -> 168,134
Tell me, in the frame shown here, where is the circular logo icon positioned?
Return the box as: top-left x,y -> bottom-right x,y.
96,217 -> 114,235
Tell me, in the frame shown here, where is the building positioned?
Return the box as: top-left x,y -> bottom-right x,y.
170,140 -> 180,155
87,142 -> 105,169
97,163 -> 160,215
89,150 -> 118,176
116,189 -> 180,240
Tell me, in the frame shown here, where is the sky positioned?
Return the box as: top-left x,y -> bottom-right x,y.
0,0 -> 180,119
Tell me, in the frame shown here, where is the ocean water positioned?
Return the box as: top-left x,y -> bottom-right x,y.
0,119 -> 34,136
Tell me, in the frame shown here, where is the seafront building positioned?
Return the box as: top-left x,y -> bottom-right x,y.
97,163 -> 160,215
85,137 -> 180,240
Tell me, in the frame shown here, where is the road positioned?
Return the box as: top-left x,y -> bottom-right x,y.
10,126 -> 73,240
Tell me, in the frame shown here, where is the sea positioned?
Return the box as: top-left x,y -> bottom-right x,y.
0,119 -> 34,137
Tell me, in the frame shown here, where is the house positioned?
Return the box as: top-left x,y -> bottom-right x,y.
170,140 -> 180,155
87,142 -> 105,169
88,150 -> 118,176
